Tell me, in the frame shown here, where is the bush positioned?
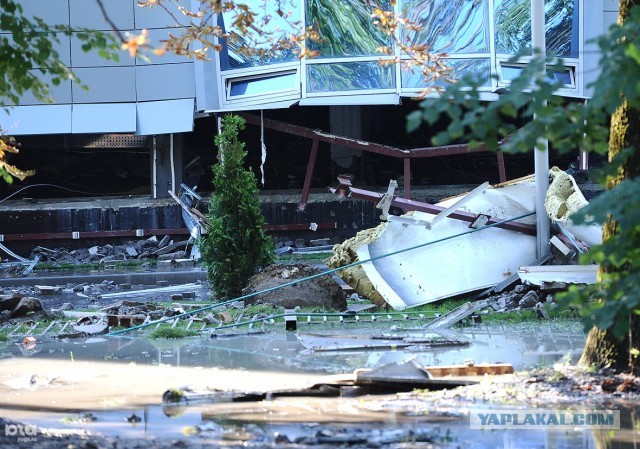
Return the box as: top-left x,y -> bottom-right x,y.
201,114 -> 274,300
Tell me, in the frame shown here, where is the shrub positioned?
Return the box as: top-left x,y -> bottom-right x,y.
201,114 -> 274,300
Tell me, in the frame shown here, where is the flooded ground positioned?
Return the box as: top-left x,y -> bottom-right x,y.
1,271 -> 638,448
2,317 -> 635,449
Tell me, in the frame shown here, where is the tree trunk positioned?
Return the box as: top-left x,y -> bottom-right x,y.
579,0 -> 640,373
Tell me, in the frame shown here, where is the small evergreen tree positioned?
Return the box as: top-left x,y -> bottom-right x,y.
201,114 -> 274,300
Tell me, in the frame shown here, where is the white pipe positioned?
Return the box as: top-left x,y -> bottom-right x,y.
532,0 -> 550,258
152,136 -> 157,199
170,134 -> 176,194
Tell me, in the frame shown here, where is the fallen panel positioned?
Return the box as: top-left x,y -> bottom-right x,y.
357,180 -> 539,310
518,265 -> 599,285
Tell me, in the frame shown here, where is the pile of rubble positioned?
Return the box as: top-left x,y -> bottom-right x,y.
0,292 -> 44,322
27,235 -> 192,266
482,280 -> 570,319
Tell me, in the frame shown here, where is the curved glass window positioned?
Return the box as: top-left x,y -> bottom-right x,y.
494,0 -> 578,58
305,0 -> 391,58
402,0 -> 489,54
219,0 -> 300,71
307,62 -> 395,93
401,59 -> 491,89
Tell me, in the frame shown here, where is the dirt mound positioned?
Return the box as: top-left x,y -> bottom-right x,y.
243,263 -> 346,310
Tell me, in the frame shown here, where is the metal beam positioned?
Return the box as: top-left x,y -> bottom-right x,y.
239,112 -> 408,158
332,176 -> 536,236
299,139 -> 320,211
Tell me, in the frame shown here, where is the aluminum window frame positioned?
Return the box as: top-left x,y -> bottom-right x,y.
221,65 -> 302,106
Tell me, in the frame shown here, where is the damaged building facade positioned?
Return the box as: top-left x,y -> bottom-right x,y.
0,0 -> 614,243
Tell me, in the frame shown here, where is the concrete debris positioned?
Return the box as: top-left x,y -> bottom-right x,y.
72,316 -> 109,335
34,285 -> 62,295
157,258 -> 196,269
158,251 -> 186,261
50,302 -> 74,318
0,295 -> 44,319
518,291 -> 539,308
26,236 -> 192,266
243,263 -> 347,310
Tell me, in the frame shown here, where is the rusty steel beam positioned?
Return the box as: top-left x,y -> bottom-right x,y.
497,149 -> 506,183
0,222 -> 339,242
239,112 -> 409,158
0,229 -> 190,241
408,143 -> 490,158
403,158 -> 411,200
339,181 -> 536,236
299,139 -> 319,211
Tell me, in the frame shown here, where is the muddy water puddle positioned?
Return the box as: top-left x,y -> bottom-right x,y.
2,321 -> 624,449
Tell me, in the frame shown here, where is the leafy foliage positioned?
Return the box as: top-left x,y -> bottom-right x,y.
409,6 -> 640,342
200,115 -> 274,300
0,0 -> 118,107
1,0 -> 118,183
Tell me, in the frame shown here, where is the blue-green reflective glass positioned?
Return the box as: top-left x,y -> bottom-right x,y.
494,0 -> 578,58
402,0 -> 489,54
229,73 -> 297,97
307,62 -> 395,92
402,59 -> 491,88
305,0 -> 391,57
219,0 -> 300,70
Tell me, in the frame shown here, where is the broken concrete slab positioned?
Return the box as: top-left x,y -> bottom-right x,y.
11,296 -> 43,318
72,318 -> 109,335
157,258 -> 196,269
35,285 -> 62,295
158,251 -> 186,261
125,246 -> 138,257
0,293 -> 23,311
518,291 -> 539,308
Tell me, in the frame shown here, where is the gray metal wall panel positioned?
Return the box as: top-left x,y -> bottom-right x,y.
136,28 -> 193,65
0,32 -> 70,67
1,105 -> 72,135
71,31 -> 134,67
72,103 -> 136,133
136,99 -> 194,135
18,0 -> 69,26
72,67 -> 136,103
604,11 -> 618,29
51,32 -> 72,67
603,0 -> 618,11
69,0 -> 134,30
135,63 -> 195,101
18,71 -> 72,105
194,58 -> 221,111
135,0 -> 190,29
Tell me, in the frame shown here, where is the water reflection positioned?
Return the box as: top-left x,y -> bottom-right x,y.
1,322 -> 585,374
